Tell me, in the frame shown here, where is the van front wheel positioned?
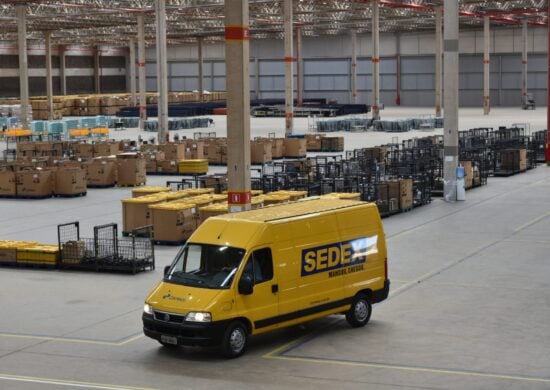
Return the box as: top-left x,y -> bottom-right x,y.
221,321 -> 248,358
346,295 -> 372,328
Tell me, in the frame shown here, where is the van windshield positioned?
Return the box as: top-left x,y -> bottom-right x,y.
165,243 -> 246,289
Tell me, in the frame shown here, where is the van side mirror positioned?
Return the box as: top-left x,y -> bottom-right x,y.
164,265 -> 171,276
238,275 -> 254,295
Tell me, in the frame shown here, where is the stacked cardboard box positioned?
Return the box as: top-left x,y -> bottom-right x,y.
399,178 -> 413,210
87,157 -> 117,187
116,153 -> 146,186
305,134 -> 325,151
460,160 -> 474,189
250,140 -> 273,164
54,166 -> 87,196
150,202 -> 196,242
121,193 -> 169,233
321,136 -> 345,152
283,138 -> 307,158
0,169 -> 16,197
519,149 -> 527,171
377,181 -> 400,214
16,169 -> 54,198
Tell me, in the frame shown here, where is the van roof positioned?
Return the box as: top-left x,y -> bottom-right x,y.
190,198 -> 374,249
210,198 -> 370,223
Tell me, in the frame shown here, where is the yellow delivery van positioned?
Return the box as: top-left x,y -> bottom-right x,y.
142,198 -> 389,358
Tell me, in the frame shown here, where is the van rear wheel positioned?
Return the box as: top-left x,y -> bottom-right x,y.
346,294 -> 372,328
221,321 -> 248,358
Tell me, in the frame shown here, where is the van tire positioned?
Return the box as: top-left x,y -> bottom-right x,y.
221,321 -> 248,358
346,294 -> 372,328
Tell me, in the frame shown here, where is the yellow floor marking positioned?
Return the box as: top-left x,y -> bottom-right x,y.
264,354 -> 550,384
0,373 -> 157,390
0,332 -> 144,346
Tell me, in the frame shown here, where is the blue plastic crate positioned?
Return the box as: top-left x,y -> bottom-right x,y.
64,119 -> 80,131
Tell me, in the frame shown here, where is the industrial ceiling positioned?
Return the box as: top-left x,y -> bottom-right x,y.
0,0 -> 547,46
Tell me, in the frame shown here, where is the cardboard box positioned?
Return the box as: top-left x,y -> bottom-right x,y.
93,142 -> 119,157
0,248 -> 17,264
251,140 -> 272,164
377,181 -> 400,213
145,159 -> 157,173
305,134 -> 324,151
283,138 -> 307,158
150,203 -> 196,242
116,153 -> 146,186
159,143 -> 186,160
181,140 -> 205,160
460,160 -> 474,189
399,178 -> 413,210
15,169 -> 53,198
87,158 -> 117,187
121,195 -> 166,233
54,167 -> 87,196
519,148 -> 527,171
61,240 -> 86,264
0,170 -> 17,197
72,143 -> 95,158
157,160 -> 179,174
100,107 -> 120,116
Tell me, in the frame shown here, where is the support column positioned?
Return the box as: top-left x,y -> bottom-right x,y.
350,30 -> 358,104
443,0 -> 459,202
483,17 -> 490,115
371,0 -> 380,120
283,0 -> 294,136
547,0 -> 550,164
435,6 -> 443,117
155,0 -> 169,144
296,26 -> 303,107
44,31 -> 54,121
521,19 -> 528,105
94,46 -> 101,94
129,38 -> 137,106
225,0 -> 251,212
255,57 -> 260,100
396,33 -> 401,105
198,37 -> 204,102
137,15 -> 147,130
16,5 -> 29,129
59,45 -> 66,96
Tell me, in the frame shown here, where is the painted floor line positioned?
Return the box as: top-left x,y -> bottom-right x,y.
265,354 -> 550,384
0,331 -> 144,346
0,373 -> 157,390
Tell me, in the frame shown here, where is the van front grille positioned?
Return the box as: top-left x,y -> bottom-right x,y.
153,310 -> 186,324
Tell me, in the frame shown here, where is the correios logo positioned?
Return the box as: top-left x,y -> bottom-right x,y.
301,237 -> 376,276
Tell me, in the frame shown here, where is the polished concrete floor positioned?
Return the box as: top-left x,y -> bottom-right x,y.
0,108 -> 549,389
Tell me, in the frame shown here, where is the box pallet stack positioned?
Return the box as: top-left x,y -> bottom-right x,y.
149,202 -> 197,243
16,245 -> 60,267
121,193 -> 170,234
0,241 -> 38,265
178,159 -> 209,175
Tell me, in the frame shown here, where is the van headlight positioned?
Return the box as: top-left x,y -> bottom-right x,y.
143,303 -> 154,315
185,312 -> 211,322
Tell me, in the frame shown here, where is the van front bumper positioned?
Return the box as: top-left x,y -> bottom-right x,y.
142,313 -> 228,347
372,279 -> 390,303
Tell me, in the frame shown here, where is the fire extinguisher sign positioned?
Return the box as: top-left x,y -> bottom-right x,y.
228,191 -> 252,205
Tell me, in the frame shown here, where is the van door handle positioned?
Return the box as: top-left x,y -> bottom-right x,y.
271,284 -> 279,293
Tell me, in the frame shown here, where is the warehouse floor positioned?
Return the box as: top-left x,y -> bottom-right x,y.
0,107 -> 549,389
